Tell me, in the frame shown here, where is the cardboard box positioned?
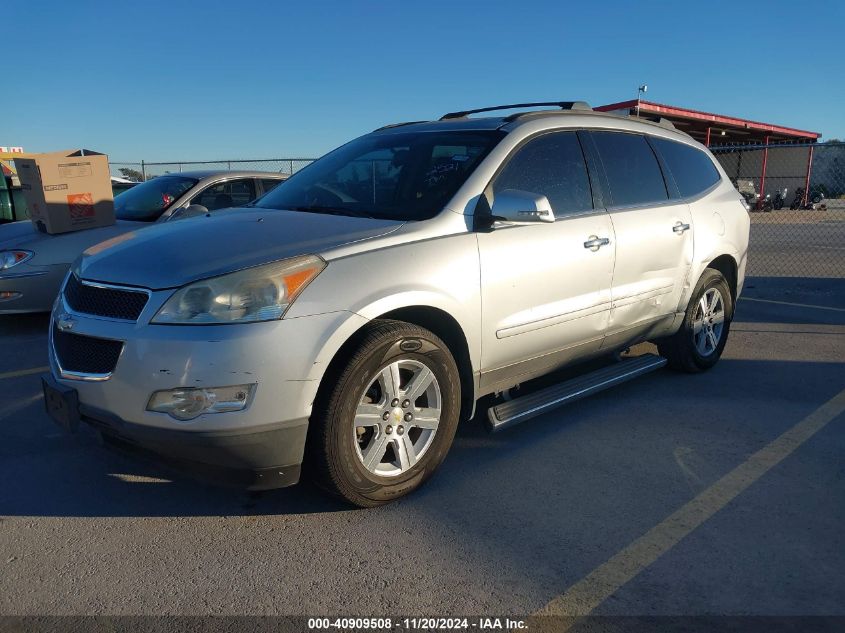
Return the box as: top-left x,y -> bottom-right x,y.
15,149 -> 115,234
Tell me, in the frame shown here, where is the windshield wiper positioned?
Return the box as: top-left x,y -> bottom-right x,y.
285,205 -> 378,219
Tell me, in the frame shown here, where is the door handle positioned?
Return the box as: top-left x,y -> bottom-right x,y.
673,222 -> 691,234
583,236 -> 610,251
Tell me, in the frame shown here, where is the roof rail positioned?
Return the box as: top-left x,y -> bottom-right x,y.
440,101 -> 592,121
373,120 -> 427,132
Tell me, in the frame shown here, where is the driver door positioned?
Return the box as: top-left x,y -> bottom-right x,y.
477,131 -> 615,393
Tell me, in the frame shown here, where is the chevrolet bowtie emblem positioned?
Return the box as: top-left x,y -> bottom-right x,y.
56,314 -> 75,332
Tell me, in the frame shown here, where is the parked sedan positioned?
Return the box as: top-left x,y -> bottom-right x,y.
0,170 -> 286,313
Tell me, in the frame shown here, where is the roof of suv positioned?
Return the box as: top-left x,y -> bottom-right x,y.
371,102 -> 692,140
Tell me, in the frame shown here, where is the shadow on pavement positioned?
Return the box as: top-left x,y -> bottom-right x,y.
1,353 -> 841,520
0,312 -> 51,335
740,276 -> 845,326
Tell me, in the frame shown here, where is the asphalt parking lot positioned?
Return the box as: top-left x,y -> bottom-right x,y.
1,276 -> 843,619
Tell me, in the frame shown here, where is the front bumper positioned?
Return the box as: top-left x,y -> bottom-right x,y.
82,399 -> 306,490
0,263 -> 68,313
48,292 -> 368,488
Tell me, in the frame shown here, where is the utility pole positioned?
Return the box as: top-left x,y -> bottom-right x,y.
636,84 -> 648,117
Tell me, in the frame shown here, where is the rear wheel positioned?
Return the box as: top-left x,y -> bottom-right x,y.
658,269 -> 733,373
307,320 -> 461,507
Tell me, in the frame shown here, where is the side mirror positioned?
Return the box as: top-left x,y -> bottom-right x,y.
171,204 -> 209,220
490,189 -> 555,224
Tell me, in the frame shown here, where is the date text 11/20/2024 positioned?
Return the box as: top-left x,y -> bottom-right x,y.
307,617 -> 528,630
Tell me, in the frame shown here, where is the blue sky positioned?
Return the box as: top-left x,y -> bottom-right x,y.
5,0 -> 843,162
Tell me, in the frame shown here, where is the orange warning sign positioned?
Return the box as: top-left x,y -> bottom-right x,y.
67,192 -> 95,219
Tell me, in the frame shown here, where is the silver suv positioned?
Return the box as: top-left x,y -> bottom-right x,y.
43,101 -> 750,507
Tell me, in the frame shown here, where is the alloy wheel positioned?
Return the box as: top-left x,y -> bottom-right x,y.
353,359 -> 442,477
692,287 -> 725,357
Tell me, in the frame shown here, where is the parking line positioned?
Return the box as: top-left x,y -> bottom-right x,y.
740,296 -> 845,313
534,386 -> 845,619
0,366 -> 50,381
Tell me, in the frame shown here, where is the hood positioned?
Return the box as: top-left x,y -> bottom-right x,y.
77,207 -> 404,289
0,220 -> 146,266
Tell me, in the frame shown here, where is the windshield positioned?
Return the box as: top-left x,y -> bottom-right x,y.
114,176 -> 198,221
254,130 -> 503,221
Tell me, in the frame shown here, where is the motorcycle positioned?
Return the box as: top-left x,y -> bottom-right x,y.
790,187 -> 825,210
735,179 -> 763,210
772,187 -> 788,211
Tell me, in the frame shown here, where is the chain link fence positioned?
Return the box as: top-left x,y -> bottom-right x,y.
110,159 -> 316,180
712,142 -> 844,279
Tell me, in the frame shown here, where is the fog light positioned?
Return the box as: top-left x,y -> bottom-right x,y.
0,291 -> 22,302
147,384 -> 255,421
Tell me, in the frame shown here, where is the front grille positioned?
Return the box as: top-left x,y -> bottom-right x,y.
64,274 -> 148,321
53,327 -> 124,375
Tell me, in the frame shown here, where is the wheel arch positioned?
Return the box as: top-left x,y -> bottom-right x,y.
705,254 -> 738,303
314,305 -> 477,426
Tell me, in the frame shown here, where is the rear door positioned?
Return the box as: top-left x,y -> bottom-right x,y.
587,131 -> 693,346
477,130 -> 615,392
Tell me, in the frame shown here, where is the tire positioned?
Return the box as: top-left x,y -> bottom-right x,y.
307,319 -> 461,507
658,269 -> 734,373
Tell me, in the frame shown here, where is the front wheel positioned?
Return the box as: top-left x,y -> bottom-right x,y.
307,320 -> 461,507
658,269 -> 734,373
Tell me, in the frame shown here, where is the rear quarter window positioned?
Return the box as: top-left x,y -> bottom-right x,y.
651,137 -> 721,198
261,178 -> 283,194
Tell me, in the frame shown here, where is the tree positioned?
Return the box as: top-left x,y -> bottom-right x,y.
118,167 -> 144,182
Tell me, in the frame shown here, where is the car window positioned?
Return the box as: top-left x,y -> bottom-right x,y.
650,138 -> 721,198
591,131 -> 668,207
260,178 -> 283,195
192,179 -> 256,211
114,176 -> 198,222
493,131 -> 593,216
254,131 -> 503,221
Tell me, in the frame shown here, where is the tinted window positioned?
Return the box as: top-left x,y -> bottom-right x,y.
493,132 -> 592,215
591,132 -> 668,207
260,178 -> 283,194
114,176 -> 198,222
193,179 -> 256,211
651,138 -> 720,198
255,131 -> 502,221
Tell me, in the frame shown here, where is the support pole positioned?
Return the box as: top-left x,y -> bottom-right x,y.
802,145 -> 814,207
705,127 -> 711,147
141,160 -> 146,182
758,136 -> 770,210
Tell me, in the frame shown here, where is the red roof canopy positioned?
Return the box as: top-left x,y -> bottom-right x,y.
595,100 -> 820,145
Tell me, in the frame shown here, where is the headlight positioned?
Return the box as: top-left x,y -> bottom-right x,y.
0,250 -> 33,271
152,255 -> 326,324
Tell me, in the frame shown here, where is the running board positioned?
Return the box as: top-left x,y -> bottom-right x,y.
486,353 -> 668,432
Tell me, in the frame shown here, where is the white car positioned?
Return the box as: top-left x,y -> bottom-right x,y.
0,171 -> 285,313
43,101 -> 750,507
